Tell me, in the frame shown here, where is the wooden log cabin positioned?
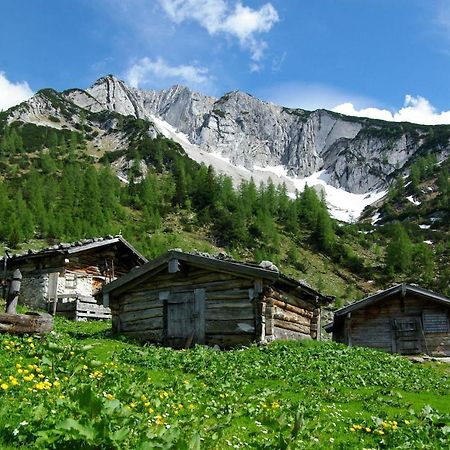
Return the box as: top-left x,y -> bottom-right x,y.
325,284 -> 450,356
102,250 -> 334,348
2,236 -> 147,320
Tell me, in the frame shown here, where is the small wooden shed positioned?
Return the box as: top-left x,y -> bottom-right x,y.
2,236 -> 147,320
102,250 -> 334,348
325,284 -> 450,356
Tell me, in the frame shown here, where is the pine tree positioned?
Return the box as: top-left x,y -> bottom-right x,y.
314,208 -> 335,252
385,222 -> 413,275
299,185 -> 321,229
412,243 -> 435,285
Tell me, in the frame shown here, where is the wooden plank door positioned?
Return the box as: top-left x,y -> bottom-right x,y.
165,289 -> 205,348
393,317 -> 422,354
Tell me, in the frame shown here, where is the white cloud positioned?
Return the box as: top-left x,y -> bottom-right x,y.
261,81 -> 450,126
0,72 -> 33,111
125,56 -> 211,89
158,0 -> 279,63
333,95 -> 450,125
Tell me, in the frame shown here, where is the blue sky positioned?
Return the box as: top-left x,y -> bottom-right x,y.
2,0 -> 450,124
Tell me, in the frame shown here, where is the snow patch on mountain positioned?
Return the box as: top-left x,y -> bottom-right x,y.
255,165 -> 387,222
406,195 -> 421,205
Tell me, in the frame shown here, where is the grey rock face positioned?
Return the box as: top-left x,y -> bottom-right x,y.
63,89 -> 104,113
81,76 -> 426,193
7,90 -> 70,128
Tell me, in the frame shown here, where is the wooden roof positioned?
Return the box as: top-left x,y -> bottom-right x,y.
2,236 -> 148,266
325,283 -> 450,332
103,250 -> 334,304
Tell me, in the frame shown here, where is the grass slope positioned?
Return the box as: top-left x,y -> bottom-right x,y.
0,318 -> 449,449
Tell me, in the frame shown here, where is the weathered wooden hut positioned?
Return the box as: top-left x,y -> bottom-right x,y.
325,284 -> 450,356
102,250 -> 334,348
2,236 -> 147,320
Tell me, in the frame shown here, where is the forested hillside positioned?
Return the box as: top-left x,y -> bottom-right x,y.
0,106 -> 449,300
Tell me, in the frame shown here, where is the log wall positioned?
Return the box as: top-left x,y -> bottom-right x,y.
111,266 -> 256,346
262,287 -> 317,342
345,293 -> 450,356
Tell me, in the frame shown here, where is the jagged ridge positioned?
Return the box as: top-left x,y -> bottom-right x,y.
5,74 -> 450,196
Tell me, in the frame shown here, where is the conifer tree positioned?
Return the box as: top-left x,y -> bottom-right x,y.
314,208 -> 335,252
385,222 -> 413,275
412,242 -> 435,285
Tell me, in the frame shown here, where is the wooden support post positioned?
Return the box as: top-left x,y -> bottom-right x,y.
346,313 -> 352,347
5,269 -> 22,315
48,272 -> 59,316
2,250 -> 8,302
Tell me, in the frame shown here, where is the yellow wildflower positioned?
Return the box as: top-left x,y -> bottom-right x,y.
155,415 -> 165,426
271,400 -> 280,410
1,383 -> 8,390
148,408 -> 154,414
159,390 -> 169,399
365,427 -> 371,433
404,419 -> 410,425
15,363 -> 21,369
144,402 -> 150,407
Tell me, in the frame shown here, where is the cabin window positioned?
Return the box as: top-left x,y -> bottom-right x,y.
65,273 -> 77,289
422,311 -> 449,334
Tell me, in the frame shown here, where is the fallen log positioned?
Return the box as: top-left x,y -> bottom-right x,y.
0,312 -> 53,335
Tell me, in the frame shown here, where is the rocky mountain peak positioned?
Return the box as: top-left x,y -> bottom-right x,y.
5,75 -> 450,199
